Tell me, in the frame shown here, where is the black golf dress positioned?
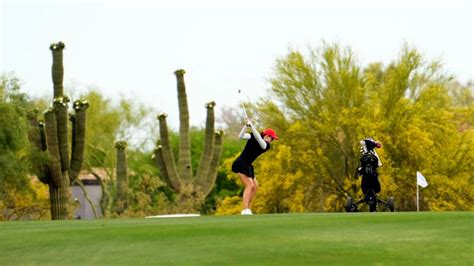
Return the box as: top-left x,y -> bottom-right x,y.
231,134 -> 270,178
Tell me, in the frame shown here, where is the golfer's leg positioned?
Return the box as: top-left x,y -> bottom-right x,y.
249,178 -> 259,207
238,173 -> 253,209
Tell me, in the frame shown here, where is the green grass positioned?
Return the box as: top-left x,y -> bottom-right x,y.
0,212 -> 472,265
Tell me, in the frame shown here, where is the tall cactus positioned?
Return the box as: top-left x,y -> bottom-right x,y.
175,69 -> 193,181
153,70 -> 224,206
27,42 -> 89,220
114,141 -> 128,214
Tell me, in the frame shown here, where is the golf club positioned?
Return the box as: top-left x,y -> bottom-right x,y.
237,89 -> 250,120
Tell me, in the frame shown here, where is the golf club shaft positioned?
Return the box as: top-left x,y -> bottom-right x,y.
238,89 -> 250,121
241,103 -> 249,120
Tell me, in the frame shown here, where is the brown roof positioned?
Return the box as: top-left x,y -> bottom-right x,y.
78,168 -> 114,181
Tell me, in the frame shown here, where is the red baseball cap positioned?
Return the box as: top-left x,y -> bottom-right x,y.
262,128 -> 278,140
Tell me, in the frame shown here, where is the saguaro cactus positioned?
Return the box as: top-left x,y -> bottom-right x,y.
175,69 -> 193,181
27,42 -> 89,220
153,70 -> 224,204
114,141 -> 128,214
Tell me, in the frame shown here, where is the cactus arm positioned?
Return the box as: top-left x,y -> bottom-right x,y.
49,42 -> 65,98
152,146 -> 168,181
39,121 -> 47,151
198,130 -> 224,196
26,110 -> 50,184
194,101 -> 216,181
153,146 -> 180,191
44,108 -> 63,188
54,97 -> 70,172
157,113 -> 181,189
69,99 -> 89,182
174,69 -> 193,180
38,122 -> 52,184
70,113 -> 76,168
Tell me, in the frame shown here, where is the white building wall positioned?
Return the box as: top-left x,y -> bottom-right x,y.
71,185 -> 103,219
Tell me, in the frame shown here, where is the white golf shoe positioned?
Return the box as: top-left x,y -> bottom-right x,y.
241,209 -> 253,215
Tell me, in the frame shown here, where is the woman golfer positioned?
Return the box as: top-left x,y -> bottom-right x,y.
232,119 -> 278,215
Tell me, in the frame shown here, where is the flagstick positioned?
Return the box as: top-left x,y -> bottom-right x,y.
416,184 -> 420,212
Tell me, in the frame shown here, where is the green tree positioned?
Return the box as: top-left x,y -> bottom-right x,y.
0,73 -> 50,220
0,73 -> 29,192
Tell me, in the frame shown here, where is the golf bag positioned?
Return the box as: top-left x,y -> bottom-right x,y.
345,138 -> 394,212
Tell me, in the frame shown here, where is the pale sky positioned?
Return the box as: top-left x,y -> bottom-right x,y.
1,0 -> 473,129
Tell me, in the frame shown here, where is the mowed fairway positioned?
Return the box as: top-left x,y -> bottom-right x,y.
0,212 -> 472,265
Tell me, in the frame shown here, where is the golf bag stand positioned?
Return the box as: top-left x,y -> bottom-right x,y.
345,138 -> 394,212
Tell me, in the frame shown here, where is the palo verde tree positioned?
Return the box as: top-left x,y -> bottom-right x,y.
27,42 -> 89,219
153,69 -> 224,211
246,42 -> 473,212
